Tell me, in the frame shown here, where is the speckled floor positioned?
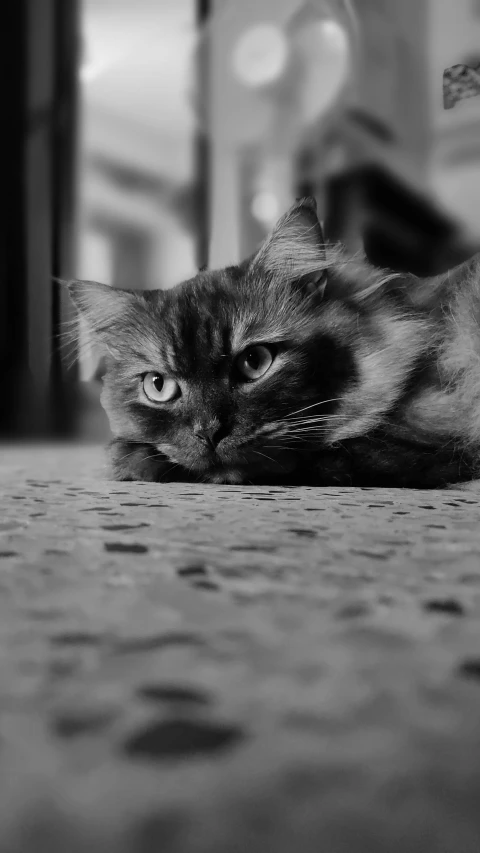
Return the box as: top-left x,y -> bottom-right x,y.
2,444 -> 480,852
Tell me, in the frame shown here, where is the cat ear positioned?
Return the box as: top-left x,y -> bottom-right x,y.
68,280 -> 138,320
66,280 -> 150,357
67,280 -> 145,333
251,197 -> 328,294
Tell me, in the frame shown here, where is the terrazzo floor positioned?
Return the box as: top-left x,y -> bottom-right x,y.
1,443 -> 480,852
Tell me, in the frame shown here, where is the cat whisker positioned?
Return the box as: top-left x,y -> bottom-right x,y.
283,421 -> 333,430
178,461 -> 199,484
285,398 -> 341,419
284,426 -> 332,434
251,450 -> 277,464
286,415 -> 348,424
114,450 -> 164,470
114,453 -> 136,466
125,438 -> 159,446
283,423 -> 344,432
274,436 -> 309,442
251,449 -> 287,472
141,452 -> 164,464
281,432 -> 331,441
160,465 -> 179,481
285,418 -> 332,425
263,445 -> 298,451
113,447 -> 156,466
284,418 -> 342,427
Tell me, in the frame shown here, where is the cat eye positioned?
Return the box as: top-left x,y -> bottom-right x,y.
236,344 -> 274,381
142,372 -> 180,403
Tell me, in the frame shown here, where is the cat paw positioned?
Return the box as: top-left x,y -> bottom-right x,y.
107,439 -> 187,483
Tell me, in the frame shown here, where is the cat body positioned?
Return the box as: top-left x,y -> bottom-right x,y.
69,198 -> 480,487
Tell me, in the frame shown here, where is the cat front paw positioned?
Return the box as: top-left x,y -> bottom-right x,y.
107,439 -> 188,482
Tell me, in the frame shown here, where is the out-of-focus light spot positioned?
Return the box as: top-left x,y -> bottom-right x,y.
251,191 -> 280,224
232,24 -> 289,88
296,17 -> 351,123
320,18 -> 349,51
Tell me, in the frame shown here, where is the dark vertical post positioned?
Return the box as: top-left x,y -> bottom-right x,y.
24,0 -> 55,434
0,0 -> 79,438
0,1 -> 29,435
194,0 -> 211,270
50,0 -> 81,435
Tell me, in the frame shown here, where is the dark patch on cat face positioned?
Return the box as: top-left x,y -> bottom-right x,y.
123,718 -> 244,760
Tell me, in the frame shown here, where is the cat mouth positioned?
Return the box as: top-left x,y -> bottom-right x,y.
202,448 -> 298,479
206,470 -> 245,485
160,443 -> 298,480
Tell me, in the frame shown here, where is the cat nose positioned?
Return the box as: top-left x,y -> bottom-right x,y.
193,424 -> 221,451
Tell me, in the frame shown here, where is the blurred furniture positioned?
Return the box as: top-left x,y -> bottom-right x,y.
206,0 -> 480,273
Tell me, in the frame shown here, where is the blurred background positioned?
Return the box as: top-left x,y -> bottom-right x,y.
2,0 -> 480,442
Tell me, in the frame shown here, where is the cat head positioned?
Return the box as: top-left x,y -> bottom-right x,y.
68,197 -> 430,483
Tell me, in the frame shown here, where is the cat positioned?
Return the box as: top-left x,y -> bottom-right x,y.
67,197 -> 480,488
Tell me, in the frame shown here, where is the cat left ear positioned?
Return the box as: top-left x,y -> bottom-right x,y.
67,280 -> 144,335
65,280 -> 152,359
251,196 -> 328,295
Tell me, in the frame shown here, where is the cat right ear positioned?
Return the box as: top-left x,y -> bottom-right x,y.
250,197 -> 329,294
